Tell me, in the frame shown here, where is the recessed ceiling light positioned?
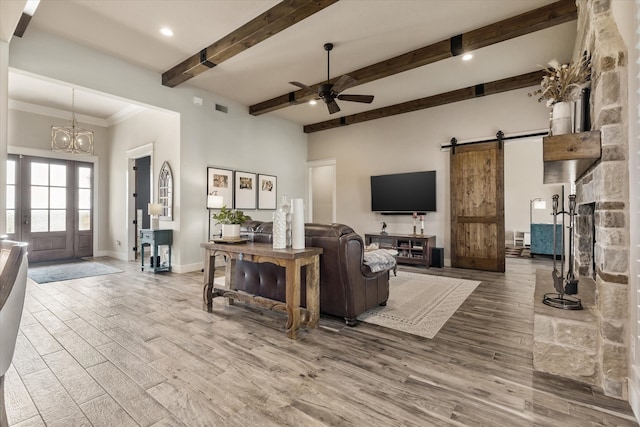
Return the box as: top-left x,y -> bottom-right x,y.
462,53 -> 473,61
160,27 -> 174,37
309,100 -> 317,105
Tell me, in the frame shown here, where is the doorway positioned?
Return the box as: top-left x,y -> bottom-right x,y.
135,155 -> 151,230
6,155 -> 94,262
126,144 -> 154,262
307,160 -> 336,223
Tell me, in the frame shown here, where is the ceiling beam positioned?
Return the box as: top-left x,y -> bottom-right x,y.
13,13 -> 32,38
162,0 -> 339,88
249,0 -> 576,116
302,70 -> 545,133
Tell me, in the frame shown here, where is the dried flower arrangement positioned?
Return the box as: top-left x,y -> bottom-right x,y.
529,57 -> 591,107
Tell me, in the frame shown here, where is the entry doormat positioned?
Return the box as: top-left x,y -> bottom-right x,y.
28,259 -> 123,284
358,271 -> 480,339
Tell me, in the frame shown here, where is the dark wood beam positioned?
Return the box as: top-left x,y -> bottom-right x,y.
302,71 -> 544,133
162,0 -> 339,88
13,13 -> 32,38
250,0 -> 576,116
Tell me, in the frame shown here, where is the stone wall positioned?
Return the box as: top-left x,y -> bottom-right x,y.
534,272 -> 599,384
573,0 -> 630,398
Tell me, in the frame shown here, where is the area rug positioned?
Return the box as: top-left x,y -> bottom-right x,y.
505,245 -> 531,258
357,271 -> 480,339
28,259 -> 123,284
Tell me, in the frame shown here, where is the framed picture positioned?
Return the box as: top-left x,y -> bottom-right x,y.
234,171 -> 257,210
258,174 -> 277,209
207,167 -> 234,209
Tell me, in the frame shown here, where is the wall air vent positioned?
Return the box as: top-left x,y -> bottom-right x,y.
215,104 -> 228,113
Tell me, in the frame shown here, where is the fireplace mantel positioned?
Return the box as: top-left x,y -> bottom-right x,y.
542,130 -> 602,184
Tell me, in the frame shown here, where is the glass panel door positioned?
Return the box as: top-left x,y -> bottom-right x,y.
5,155 -> 18,240
14,156 -> 94,262
22,158 -> 74,262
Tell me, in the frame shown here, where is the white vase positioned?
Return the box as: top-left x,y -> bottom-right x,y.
272,210 -> 287,249
551,101 -> 573,135
221,224 -> 240,238
291,198 -> 305,249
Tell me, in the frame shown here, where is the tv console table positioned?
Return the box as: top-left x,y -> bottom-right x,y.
365,233 -> 436,268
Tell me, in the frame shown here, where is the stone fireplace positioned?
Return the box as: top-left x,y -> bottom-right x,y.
533,0 -> 630,399
576,202 -> 595,279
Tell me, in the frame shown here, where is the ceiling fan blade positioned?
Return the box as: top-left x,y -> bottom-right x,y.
332,74 -> 358,94
289,81 -> 313,91
326,99 -> 341,114
337,94 -> 374,104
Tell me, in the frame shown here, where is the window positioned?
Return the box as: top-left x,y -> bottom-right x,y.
31,162 -> 67,232
78,166 -> 92,231
6,158 -> 16,234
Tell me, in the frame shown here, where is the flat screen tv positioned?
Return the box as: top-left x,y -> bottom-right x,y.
370,171 -> 436,213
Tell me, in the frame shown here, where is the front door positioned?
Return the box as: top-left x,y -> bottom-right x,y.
450,141 -> 505,272
11,156 -> 94,263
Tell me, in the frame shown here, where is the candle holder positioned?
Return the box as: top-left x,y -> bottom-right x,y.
412,212 -> 417,235
420,215 -> 424,235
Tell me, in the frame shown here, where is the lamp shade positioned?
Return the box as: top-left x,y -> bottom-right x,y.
533,200 -> 547,210
148,203 -> 163,216
207,194 -> 224,209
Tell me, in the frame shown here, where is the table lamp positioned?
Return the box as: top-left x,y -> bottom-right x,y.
148,203 -> 163,230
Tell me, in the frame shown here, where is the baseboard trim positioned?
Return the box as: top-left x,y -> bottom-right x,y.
101,250 -> 128,261
171,262 -> 203,274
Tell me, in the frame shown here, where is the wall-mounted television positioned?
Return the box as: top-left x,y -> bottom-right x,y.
370,170 -> 436,213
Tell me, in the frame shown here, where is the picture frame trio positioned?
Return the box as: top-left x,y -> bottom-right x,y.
207,167 -> 277,210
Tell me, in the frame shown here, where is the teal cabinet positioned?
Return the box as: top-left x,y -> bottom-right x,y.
140,229 -> 172,273
530,223 -> 562,256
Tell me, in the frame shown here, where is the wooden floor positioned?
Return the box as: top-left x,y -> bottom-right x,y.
5,255 -> 638,426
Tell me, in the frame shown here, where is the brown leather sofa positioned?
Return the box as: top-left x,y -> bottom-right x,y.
235,221 -> 390,325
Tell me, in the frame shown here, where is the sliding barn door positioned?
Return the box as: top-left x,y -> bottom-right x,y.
450,141 -> 505,272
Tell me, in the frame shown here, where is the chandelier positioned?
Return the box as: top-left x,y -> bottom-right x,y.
51,89 -> 94,155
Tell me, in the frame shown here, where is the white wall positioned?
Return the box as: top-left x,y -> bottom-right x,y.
8,28 -> 308,271
107,108 -> 179,261
308,86 -> 550,262
504,137 -> 564,242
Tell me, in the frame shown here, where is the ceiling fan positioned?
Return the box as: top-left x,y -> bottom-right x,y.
289,43 -> 374,114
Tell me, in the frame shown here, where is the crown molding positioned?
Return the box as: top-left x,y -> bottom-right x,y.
8,99 -> 108,127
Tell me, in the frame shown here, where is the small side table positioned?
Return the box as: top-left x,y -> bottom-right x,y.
140,229 -> 172,273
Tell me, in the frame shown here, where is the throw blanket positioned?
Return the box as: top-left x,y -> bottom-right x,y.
363,249 -> 397,272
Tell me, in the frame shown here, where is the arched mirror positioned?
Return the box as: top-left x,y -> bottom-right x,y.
158,161 -> 173,220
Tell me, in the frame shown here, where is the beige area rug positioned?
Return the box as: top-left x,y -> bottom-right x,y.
358,271 -> 481,339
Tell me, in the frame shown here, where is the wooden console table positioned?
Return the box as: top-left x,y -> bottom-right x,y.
201,242 -> 322,339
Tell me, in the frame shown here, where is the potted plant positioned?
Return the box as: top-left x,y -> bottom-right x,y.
529,57 -> 590,135
211,205 -> 251,238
